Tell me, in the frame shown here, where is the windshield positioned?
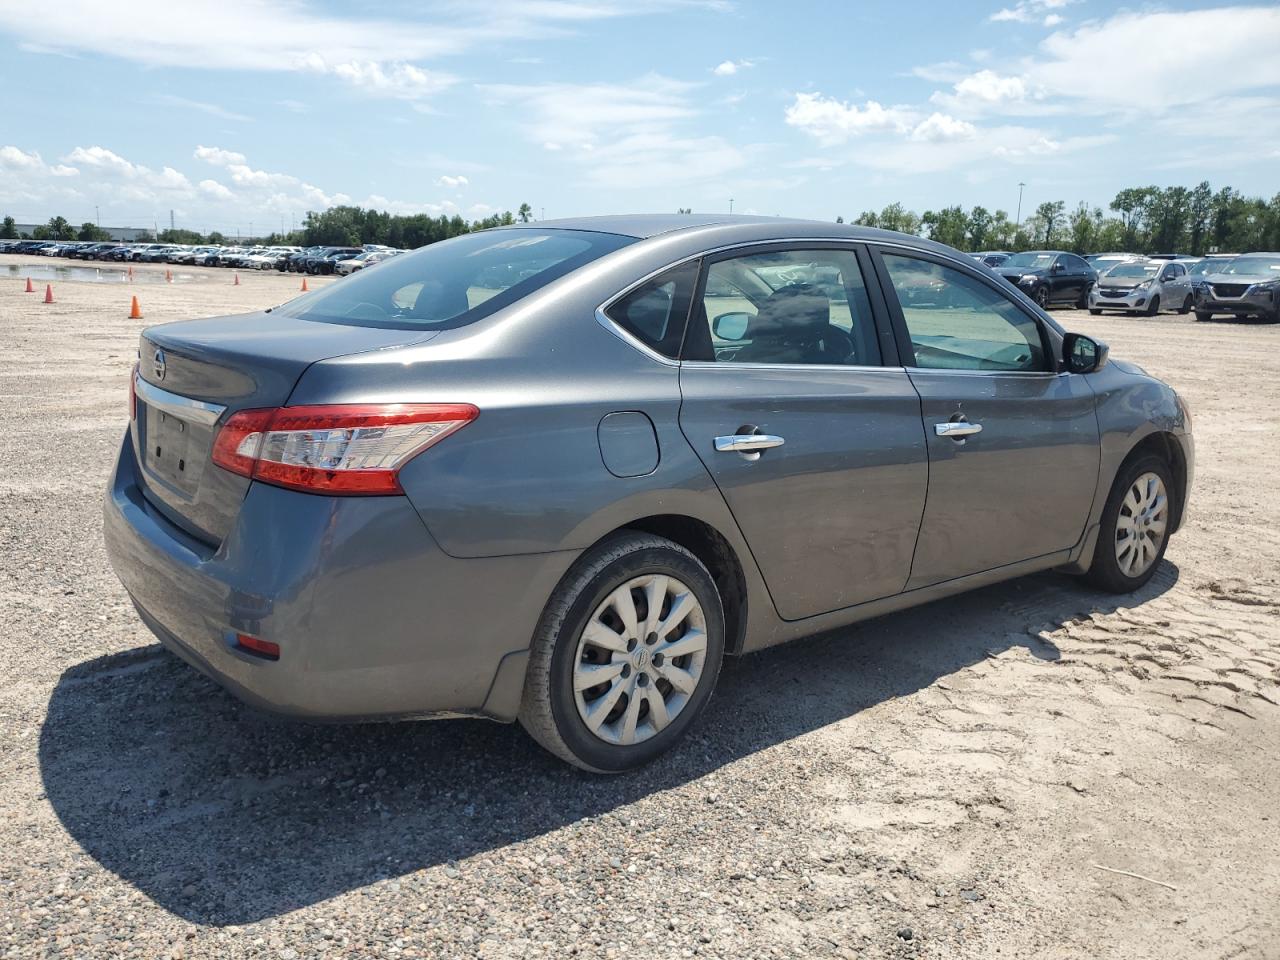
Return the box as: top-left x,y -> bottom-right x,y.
280,229 -> 634,330
1002,252 -> 1054,269
1186,259 -> 1218,276
1104,261 -> 1159,279
1219,256 -> 1280,276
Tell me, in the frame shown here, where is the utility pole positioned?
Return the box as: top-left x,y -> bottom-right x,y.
1015,182 -> 1027,233
729,198 -> 735,214
95,205 -> 99,227
169,209 -> 175,233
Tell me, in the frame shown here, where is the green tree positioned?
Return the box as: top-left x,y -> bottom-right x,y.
0,215 -> 16,239
1033,200 -> 1065,246
1067,203 -> 1100,254
876,202 -> 921,235
921,205 -> 969,249
1187,181 -> 1213,255
966,206 -> 993,250
517,203 -> 533,223
77,222 -> 111,241
46,216 -> 73,240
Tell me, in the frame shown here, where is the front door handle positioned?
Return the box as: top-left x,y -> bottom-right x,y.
715,434 -> 786,453
935,421 -> 983,438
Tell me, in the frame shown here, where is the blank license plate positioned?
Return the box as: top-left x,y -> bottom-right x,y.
144,405 -> 198,495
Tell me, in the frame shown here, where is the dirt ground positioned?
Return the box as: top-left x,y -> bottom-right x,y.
0,254 -> 1277,960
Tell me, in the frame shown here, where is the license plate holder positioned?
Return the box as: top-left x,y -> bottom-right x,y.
144,405 -> 198,495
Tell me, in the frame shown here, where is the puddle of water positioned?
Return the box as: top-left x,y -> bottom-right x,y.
5,264 -> 203,285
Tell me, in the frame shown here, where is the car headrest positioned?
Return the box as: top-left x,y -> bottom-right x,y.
410,280 -> 471,322
748,283 -> 831,342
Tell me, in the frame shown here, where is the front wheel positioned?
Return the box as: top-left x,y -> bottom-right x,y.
1086,454 -> 1174,593
1033,286 -> 1049,309
1178,294 -> 1193,315
1194,310 -> 1212,322
1089,308 -> 1102,316
1145,294 -> 1161,317
519,532 -> 725,772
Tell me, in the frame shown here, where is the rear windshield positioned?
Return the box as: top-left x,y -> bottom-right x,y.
280,228 -> 635,330
1002,252 -> 1054,269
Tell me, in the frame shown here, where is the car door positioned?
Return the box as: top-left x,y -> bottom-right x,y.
871,247 -> 1100,589
1161,262 -> 1189,309
676,243 -> 929,621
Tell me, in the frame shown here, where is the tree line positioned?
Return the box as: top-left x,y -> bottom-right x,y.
0,202 -> 537,248
842,182 -> 1280,255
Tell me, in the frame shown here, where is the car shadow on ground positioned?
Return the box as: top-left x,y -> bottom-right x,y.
40,562 -> 1177,925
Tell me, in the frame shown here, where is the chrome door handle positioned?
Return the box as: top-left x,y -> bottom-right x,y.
715,434 -> 786,453
935,421 -> 983,438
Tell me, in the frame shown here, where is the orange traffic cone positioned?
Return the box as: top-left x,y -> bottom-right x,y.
165,269 -> 173,283
24,276 -> 34,293
234,273 -> 240,286
43,283 -> 54,304
129,295 -> 143,320
300,277 -> 309,292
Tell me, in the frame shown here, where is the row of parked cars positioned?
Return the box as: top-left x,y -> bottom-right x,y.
0,239 -> 406,277
969,248 -> 1279,322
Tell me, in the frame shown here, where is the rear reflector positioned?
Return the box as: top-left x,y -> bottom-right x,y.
236,633 -> 280,660
211,403 -> 478,495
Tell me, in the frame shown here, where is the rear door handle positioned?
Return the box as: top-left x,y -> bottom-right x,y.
715,434 -> 786,453
935,421 -> 983,438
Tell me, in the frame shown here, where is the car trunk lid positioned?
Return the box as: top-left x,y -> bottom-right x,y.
132,311 -> 436,545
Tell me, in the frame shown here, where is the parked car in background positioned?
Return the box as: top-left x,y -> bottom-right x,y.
334,249 -> 401,275
1193,253 -> 1280,323
1148,253 -> 1195,261
971,250 -> 1011,267
104,215 -> 1193,771
1088,258 -> 1195,316
995,250 -> 1096,308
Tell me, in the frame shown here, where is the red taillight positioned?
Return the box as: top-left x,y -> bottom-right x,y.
129,364 -> 138,420
211,403 -> 478,495
236,633 -> 280,660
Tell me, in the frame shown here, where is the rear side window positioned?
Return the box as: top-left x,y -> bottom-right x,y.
604,261 -> 699,359
281,229 -> 634,330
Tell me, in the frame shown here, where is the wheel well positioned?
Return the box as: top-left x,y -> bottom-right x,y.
619,515 -> 748,655
1121,432 -> 1187,532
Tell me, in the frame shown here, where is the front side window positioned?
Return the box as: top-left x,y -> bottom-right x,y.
692,248 -> 881,366
882,253 -> 1047,372
281,229 -> 634,330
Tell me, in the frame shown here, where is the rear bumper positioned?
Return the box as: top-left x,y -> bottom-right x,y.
103,434 -> 577,722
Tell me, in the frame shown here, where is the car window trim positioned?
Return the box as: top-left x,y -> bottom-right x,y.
867,243 -> 1062,375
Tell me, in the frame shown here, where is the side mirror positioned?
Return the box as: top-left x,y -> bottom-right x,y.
1050,262 -> 1065,274
712,311 -> 750,341
1063,332 -> 1108,374
1161,272 -> 1176,281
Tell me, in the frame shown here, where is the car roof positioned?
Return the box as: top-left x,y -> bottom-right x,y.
499,213 -> 984,262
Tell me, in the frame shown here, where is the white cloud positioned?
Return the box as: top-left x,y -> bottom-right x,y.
784,93 -> 915,143
0,146 -> 43,169
436,175 -> 469,188
990,0 -> 1074,25
319,60 -> 456,101
62,146 -> 193,195
910,113 -> 977,142
951,70 -> 1028,104
712,59 -> 753,77
152,94 -> 252,122
482,75 -> 745,189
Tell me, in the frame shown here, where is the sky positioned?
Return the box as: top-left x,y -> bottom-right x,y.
1,0 -> 1278,236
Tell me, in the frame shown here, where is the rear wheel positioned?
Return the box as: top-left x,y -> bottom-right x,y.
1178,294 -> 1193,314
1086,454 -> 1174,593
1194,310 -> 1213,322
519,533 -> 725,772
1145,294 -> 1161,317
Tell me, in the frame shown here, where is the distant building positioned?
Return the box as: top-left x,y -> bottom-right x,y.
14,223 -> 151,241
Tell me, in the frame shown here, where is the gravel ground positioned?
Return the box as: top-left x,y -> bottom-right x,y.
1,254 -> 1277,960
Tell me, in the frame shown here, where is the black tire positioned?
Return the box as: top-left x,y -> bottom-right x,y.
1177,294 -> 1193,315
1144,294 -> 1160,317
1194,310 -> 1212,322
1075,288 -> 1090,309
1033,286 -> 1049,309
1088,308 -> 1102,316
1086,454 -> 1175,594
519,532 -> 725,773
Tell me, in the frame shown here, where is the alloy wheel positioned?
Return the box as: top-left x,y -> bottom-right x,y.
1114,471 -> 1168,578
572,574 -> 708,746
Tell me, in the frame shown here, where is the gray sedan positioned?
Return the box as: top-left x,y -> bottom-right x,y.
104,216 -> 1194,771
